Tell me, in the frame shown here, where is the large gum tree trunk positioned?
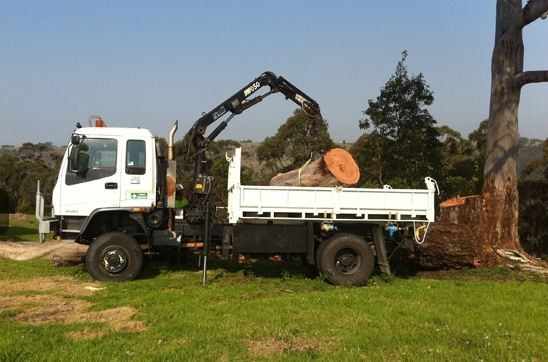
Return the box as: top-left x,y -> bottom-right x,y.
479,0 -> 524,259
417,0 -> 548,268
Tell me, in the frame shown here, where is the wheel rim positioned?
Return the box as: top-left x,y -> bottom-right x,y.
335,247 -> 361,274
101,246 -> 129,274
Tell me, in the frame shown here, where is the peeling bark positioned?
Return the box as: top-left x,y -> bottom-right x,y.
478,175 -> 522,252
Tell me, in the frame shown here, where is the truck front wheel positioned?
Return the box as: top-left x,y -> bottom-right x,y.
85,232 -> 143,281
318,233 -> 374,286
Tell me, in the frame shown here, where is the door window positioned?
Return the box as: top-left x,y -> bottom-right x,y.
126,140 -> 146,175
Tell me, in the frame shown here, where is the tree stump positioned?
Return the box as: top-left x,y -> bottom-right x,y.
269,148 -> 360,187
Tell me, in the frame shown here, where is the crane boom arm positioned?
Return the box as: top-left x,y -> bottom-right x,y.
188,71 -> 321,150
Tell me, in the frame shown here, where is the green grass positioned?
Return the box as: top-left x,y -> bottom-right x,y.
0,256 -> 546,361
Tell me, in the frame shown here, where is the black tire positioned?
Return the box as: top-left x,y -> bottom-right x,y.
85,232 -> 143,281
318,233 -> 374,286
315,240 -> 328,275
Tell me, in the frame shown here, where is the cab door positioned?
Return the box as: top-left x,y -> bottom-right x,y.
59,137 -> 121,217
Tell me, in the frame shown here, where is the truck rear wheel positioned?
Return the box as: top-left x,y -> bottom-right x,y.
85,232 -> 143,281
318,233 -> 374,286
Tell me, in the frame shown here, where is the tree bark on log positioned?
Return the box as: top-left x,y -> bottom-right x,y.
270,148 -> 360,187
416,222 -> 482,269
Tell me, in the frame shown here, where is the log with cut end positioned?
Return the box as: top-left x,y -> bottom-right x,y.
269,148 -> 360,187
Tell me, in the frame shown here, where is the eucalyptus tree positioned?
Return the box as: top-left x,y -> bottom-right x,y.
478,0 -> 548,257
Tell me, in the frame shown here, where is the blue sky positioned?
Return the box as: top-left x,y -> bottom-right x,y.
0,1 -> 547,145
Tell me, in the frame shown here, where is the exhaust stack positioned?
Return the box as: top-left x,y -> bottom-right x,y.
166,121 -> 178,233
168,120 -> 178,161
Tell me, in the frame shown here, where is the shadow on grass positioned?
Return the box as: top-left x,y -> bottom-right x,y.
380,248 -> 421,279
139,254 -> 317,281
137,251 -> 424,283
388,261 -> 421,279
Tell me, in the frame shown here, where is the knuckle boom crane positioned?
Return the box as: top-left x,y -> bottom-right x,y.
187,71 -> 322,181
189,71 -> 321,149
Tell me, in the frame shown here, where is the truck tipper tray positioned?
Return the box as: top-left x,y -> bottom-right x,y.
227,148 -> 437,224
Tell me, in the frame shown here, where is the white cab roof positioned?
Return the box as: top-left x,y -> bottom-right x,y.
74,127 -> 155,139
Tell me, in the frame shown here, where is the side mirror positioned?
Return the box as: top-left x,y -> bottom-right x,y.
71,134 -> 81,145
69,145 -> 89,174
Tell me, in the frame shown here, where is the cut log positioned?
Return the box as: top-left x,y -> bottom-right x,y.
415,222 -> 482,269
414,196 -> 484,268
270,148 -> 360,187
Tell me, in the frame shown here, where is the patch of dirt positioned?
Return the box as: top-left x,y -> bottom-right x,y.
247,338 -> 286,356
246,337 -> 321,356
13,300 -> 146,332
0,276 -> 100,296
0,276 -> 146,339
66,328 -> 108,340
0,240 -> 87,263
12,296 -> 92,324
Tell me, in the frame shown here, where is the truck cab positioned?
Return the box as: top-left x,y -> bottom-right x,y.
51,127 -> 159,241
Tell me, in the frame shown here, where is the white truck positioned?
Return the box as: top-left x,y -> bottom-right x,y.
36,72 -> 437,286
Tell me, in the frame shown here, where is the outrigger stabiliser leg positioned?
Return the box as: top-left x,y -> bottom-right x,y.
201,200 -> 211,286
